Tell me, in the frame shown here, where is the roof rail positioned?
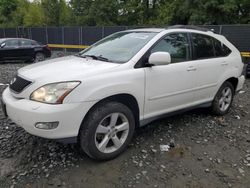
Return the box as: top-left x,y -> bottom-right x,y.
167,25 -> 215,33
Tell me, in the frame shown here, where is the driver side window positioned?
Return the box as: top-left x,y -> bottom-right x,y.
5,40 -> 19,48
151,33 -> 190,63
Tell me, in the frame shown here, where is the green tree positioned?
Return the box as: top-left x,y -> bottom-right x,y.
23,1 -> 46,27
41,0 -> 71,26
12,0 -> 29,26
59,0 -> 71,26
0,0 -> 18,27
42,0 -> 60,26
155,0 -> 250,25
1,0 -> 250,27
71,0 -> 136,26
117,0 -> 159,25
70,0 -> 91,25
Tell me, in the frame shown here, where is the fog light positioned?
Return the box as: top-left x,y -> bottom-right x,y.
35,122 -> 59,130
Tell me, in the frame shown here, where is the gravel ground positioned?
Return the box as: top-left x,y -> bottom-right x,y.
0,56 -> 249,188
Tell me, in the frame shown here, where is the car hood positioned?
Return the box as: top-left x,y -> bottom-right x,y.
18,56 -> 121,82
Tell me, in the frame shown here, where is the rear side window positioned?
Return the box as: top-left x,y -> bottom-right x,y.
151,33 -> 190,63
20,40 -> 32,47
191,33 -> 215,59
31,40 -> 39,45
213,39 -> 231,57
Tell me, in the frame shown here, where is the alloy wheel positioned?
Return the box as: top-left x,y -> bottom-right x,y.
219,87 -> 232,112
95,113 -> 129,154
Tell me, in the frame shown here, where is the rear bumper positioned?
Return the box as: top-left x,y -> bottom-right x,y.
2,87 -> 95,139
44,49 -> 52,58
236,75 -> 245,91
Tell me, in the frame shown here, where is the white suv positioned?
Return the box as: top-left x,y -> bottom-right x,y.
1,26 -> 245,160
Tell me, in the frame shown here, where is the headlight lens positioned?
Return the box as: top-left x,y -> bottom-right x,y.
30,81 -> 80,104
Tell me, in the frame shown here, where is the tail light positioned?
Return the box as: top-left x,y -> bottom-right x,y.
45,45 -> 51,51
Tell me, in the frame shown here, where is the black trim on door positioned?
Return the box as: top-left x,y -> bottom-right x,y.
187,33 -> 194,60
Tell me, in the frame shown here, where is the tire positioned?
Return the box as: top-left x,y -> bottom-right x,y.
34,52 -> 45,63
79,102 -> 135,160
211,81 -> 234,116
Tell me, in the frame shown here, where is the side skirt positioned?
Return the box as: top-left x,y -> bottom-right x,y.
139,101 -> 212,127
56,137 -> 78,144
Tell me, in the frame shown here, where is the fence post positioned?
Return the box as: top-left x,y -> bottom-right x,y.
219,25 -> 223,35
102,26 -> 104,38
45,26 -> 48,44
79,26 -> 81,52
62,27 -> 66,53
29,28 -> 32,39
3,28 -> 5,38
16,27 -> 18,38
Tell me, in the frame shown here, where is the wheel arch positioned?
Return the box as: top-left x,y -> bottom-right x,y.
78,93 -> 140,136
225,77 -> 238,92
34,50 -> 45,55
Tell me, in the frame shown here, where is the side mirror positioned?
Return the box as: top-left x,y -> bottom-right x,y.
148,52 -> 171,66
0,43 -> 5,48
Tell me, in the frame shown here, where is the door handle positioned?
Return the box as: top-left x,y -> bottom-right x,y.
221,62 -> 228,66
187,66 -> 197,71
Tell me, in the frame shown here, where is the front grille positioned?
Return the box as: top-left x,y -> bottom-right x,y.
9,76 -> 32,93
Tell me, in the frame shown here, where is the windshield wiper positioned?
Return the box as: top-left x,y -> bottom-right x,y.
79,54 -> 111,62
74,53 -> 82,57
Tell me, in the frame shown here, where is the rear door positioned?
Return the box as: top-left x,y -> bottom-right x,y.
190,33 -> 232,102
18,39 -> 35,60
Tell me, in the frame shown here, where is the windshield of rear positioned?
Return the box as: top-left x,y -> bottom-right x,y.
78,31 -> 157,63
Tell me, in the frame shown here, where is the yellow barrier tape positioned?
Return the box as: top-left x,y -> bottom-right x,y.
241,52 -> 250,57
48,44 -> 89,49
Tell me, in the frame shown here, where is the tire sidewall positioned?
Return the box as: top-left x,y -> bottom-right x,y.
212,82 -> 234,115
34,52 -> 45,63
79,102 -> 135,160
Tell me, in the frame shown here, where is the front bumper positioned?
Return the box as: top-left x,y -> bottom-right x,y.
2,87 -> 95,139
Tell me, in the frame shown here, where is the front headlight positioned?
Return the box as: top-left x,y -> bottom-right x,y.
30,81 -> 80,104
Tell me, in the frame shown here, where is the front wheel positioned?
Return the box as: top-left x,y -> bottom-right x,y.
34,52 -> 45,63
211,81 -> 234,115
79,102 -> 135,160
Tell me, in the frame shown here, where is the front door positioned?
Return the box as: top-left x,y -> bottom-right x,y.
144,33 -> 197,119
1,39 -> 20,61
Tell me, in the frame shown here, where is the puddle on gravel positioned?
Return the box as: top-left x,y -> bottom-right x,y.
167,146 -> 187,158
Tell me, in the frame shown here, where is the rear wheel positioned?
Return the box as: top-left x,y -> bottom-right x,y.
34,52 -> 45,63
79,102 -> 135,160
211,81 -> 234,115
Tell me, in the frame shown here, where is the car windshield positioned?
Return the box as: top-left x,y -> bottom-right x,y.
78,31 -> 157,63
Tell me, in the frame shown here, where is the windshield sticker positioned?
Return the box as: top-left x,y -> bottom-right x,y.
130,35 -> 149,40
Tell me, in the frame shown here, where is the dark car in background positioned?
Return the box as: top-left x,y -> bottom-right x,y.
0,38 -> 51,63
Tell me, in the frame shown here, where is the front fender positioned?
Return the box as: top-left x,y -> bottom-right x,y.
64,68 -> 145,118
